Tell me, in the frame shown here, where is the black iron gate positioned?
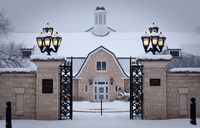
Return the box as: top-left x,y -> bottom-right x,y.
59,58 -> 73,120
130,58 -> 144,119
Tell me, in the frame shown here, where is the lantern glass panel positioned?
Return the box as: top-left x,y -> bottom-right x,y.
37,38 -> 43,47
48,28 -> 53,35
143,38 -> 149,46
58,38 -> 62,46
52,38 -> 58,46
152,37 -> 158,45
43,28 -> 53,35
44,37 -> 51,47
158,38 -> 164,46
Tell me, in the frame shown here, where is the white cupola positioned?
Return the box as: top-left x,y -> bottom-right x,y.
86,6 -> 116,37
94,7 -> 107,26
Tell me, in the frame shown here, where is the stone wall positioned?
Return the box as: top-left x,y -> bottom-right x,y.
139,59 -> 170,119
124,79 -> 130,92
73,79 -> 79,100
166,73 -> 200,118
0,73 -> 36,119
32,59 -> 64,120
1,54 -> 200,120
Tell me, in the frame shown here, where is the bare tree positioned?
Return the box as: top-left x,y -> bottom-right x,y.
0,10 -> 12,37
0,42 -> 24,68
0,11 -> 24,68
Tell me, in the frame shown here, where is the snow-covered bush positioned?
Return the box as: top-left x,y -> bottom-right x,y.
117,91 -> 130,101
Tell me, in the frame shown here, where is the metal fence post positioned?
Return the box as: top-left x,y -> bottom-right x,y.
190,97 -> 197,125
100,99 -> 102,116
6,101 -> 12,128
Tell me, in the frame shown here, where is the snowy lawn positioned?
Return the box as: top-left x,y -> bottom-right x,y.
0,101 -> 199,128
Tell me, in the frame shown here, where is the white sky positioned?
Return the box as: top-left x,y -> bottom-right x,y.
0,0 -> 200,33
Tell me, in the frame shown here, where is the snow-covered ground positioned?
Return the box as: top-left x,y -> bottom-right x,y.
0,101 -> 199,128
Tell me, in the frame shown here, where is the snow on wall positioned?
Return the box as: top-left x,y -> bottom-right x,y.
30,54 -> 65,60
138,54 -> 172,60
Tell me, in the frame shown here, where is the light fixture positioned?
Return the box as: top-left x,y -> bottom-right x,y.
141,23 -> 166,55
36,23 -> 62,55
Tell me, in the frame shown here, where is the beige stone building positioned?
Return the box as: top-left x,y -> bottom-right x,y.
73,46 -> 128,101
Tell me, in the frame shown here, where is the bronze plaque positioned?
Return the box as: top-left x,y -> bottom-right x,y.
150,79 -> 160,86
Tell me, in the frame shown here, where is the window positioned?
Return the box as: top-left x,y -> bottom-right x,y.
95,87 -> 97,93
98,82 -> 105,84
85,85 -> 88,92
115,86 -> 118,92
168,49 -> 181,57
99,87 -> 104,93
20,48 -> 33,58
96,61 -> 106,71
170,51 -> 180,57
42,79 -> 53,93
22,51 -> 32,58
106,95 -> 108,100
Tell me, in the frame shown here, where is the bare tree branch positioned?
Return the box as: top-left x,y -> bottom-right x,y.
0,11 -> 12,37
0,42 -> 24,68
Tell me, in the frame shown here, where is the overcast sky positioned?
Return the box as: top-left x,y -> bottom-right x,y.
1,0 -> 200,33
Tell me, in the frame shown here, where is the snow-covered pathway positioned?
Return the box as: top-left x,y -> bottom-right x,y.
0,101 -> 199,128
0,118 -> 199,128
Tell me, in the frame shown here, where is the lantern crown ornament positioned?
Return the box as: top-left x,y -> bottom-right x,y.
36,23 -> 62,55
141,23 -> 166,55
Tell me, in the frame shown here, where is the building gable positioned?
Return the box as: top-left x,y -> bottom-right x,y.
75,46 -> 128,78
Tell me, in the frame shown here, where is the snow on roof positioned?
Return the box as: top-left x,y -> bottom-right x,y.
0,68 -> 36,73
167,52 -> 200,69
6,32 -> 200,57
118,58 -> 136,76
169,68 -> 200,73
138,54 -> 172,60
0,61 -> 37,73
72,57 -> 85,76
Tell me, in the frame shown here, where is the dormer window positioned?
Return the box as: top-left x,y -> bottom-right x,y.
97,61 -> 106,71
168,49 -> 182,57
20,48 -> 34,58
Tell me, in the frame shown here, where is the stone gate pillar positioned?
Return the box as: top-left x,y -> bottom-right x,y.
31,55 -> 65,120
138,55 -> 172,119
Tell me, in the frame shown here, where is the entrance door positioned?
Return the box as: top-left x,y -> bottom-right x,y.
95,82 -> 108,101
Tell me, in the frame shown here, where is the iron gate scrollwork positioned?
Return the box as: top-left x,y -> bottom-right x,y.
59,58 -> 73,120
130,58 -> 143,119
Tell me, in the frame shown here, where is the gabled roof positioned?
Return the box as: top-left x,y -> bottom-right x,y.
167,52 -> 200,69
74,46 -> 128,78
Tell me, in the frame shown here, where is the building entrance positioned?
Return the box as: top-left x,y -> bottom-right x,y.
94,81 -> 108,101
